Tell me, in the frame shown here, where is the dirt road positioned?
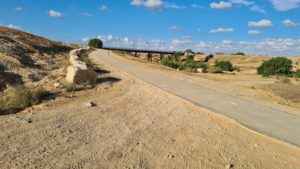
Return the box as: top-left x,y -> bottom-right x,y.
93,49 -> 300,147
1,52 -> 300,169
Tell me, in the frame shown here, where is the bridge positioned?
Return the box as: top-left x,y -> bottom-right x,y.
102,46 -> 176,60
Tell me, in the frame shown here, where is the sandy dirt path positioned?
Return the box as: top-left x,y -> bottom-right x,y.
0,53 -> 300,169
92,49 -> 300,147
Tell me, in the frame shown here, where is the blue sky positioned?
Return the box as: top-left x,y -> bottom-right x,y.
0,0 -> 300,56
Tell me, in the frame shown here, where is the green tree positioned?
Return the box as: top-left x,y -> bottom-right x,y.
234,52 -> 245,55
257,57 -> 293,77
185,49 -> 193,54
88,38 -> 103,48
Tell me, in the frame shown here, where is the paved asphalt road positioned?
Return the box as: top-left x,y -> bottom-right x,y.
93,49 -> 300,147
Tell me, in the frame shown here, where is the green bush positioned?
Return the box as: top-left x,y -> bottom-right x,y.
88,38 -> 103,48
173,52 -> 184,59
161,56 -> 207,71
1,86 -> 50,115
295,69 -> 300,78
215,60 -> 234,71
185,49 -> 194,54
161,58 -> 183,69
257,57 -> 293,77
185,57 -> 207,69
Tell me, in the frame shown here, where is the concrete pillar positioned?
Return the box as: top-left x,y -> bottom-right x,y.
147,53 -> 151,61
160,53 -> 163,60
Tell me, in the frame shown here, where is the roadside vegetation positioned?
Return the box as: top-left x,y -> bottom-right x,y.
78,48 -> 96,67
88,38 -> 103,48
160,51 -> 238,74
0,85 -> 50,115
161,55 -> 207,72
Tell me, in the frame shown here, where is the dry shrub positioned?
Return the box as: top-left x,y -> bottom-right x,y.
276,77 -> 291,84
207,66 -> 223,73
0,85 -> 50,115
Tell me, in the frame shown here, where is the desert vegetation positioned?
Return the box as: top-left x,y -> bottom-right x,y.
215,60 -> 235,72
88,38 -> 103,49
160,52 -> 239,74
0,85 -> 50,115
78,47 -> 96,67
161,55 -> 207,72
295,69 -> 300,78
257,57 -> 293,77
232,52 -> 245,55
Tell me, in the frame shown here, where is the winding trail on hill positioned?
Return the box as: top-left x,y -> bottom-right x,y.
93,49 -> 300,147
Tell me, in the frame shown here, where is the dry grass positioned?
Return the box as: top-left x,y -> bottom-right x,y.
267,83 -> 300,102
0,85 -> 50,115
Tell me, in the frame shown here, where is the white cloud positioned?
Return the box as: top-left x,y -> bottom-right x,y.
144,0 -> 164,8
131,0 -> 144,6
283,19 -> 299,27
165,3 -> 185,9
230,0 -> 254,6
222,40 -> 234,45
190,4 -> 205,8
82,37 -> 90,43
269,0 -> 300,11
169,25 -> 182,31
248,30 -> 260,35
80,13 -> 93,17
7,24 -> 23,30
131,0 -> 185,10
229,0 -> 266,13
15,7 -> 22,12
210,1 -> 232,10
248,19 -> 273,27
199,38 -> 300,56
48,10 -> 63,18
210,28 -> 234,33
170,37 -> 193,50
250,5 -> 266,13
99,5 -> 108,11
197,41 -> 207,48
131,0 -> 163,9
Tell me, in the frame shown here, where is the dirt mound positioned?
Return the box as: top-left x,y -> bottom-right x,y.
0,26 -> 72,91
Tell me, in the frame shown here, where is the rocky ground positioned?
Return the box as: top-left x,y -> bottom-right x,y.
0,55 -> 300,169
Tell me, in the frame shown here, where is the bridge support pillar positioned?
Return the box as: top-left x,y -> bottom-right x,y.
147,53 -> 151,61
160,53 -> 164,60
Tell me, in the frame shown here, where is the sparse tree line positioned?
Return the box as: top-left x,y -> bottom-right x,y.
160,49 -> 300,79
160,50 -> 238,73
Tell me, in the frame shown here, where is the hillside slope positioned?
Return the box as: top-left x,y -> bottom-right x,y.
0,26 -> 72,91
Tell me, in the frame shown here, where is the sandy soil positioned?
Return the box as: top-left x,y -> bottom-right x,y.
114,52 -> 300,116
0,55 -> 300,169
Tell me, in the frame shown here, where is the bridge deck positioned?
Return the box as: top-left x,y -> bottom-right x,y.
102,47 -> 175,55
